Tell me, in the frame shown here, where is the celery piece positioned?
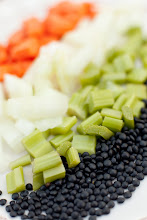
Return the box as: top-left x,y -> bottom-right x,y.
9,154 -> 31,170
142,56 -> 147,68
43,163 -> 66,184
122,106 -> 134,129
101,108 -> 122,120
106,48 -> 125,62
102,73 -> 126,84
99,81 -> 125,100
88,89 -> 114,114
66,147 -> 80,168
126,26 -> 142,37
102,116 -> 124,133
6,167 -> 25,194
123,95 -> 138,109
86,125 -> 114,140
79,85 -> 94,99
140,45 -> 147,58
133,100 -> 145,118
139,44 -> 147,58
80,63 -> 100,86
50,116 -> 77,135
126,83 -> 147,100
33,151 -> 62,174
127,68 -> 147,83
113,94 -> 127,110
57,141 -> 72,156
77,111 -> 102,134
68,93 -> 88,120
50,130 -> 74,149
113,54 -> 134,73
72,135 -> 96,155
42,130 -> 50,139
22,129 -> 53,158
101,63 -> 115,74
33,173 -> 44,191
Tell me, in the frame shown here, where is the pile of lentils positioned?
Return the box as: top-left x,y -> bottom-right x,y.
0,99 -> 147,220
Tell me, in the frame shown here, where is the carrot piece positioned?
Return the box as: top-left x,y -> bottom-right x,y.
44,14 -> 77,37
23,18 -> 44,38
0,64 -> 13,81
40,35 -> 59,46
8,30 -> 25,48
10,38 -> 40,61
10,60 -> 33,77
0,45 -> 7,64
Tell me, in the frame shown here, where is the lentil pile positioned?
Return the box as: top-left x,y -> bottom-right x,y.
0,99 -> 147,220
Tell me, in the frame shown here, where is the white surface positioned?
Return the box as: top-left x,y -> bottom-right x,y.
0,0 -> 147,220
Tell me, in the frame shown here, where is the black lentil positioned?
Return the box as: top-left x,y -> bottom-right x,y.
0,103 -> 146,220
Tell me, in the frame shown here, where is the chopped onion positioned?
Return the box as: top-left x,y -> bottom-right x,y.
15,119 -> 35,136
4,74 -> 33,98
34,117 -> 63,132
0,118 -> 25,153
6,93 -> 68,120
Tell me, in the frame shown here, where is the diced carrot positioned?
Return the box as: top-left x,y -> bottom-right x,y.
44,14 -> 77,37
0,64 -> 13,81
23,18 -> 45,38
40,35 -> 59,46
49,1 -> 80,16
8,29 -> 25,48
10,60 -> 33,77
10,38 -> 40,61
0,45 -> 8,64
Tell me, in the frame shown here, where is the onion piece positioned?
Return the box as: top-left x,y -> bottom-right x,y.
34,117 -> 63,132
15,119 -> 35,136
6,93 -> 68,120
4,74 -> 33,98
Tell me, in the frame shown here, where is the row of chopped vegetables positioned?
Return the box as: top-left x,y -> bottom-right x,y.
5,25 -> 147,194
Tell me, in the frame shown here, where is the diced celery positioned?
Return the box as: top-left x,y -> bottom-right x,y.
88,90 -> 114,114
101,63 -> 115,74
101,108 -> 122,120
86,125 -> 114,140
66,147 -> 80,168
22,129 -> 53,158
113,54 -> 134,72
127,68 -> 147,83
140,45 -> 147,58
123,95 -> 138,109
126,26 -> 142,37
133,100 -> 145,118
122,106 -> 134,129
68,93 -> 88,120
50,130 -> 74,149
77,111 -> 102,134
72,135 -> 96,155
99,81 -> 125,100
33,173 -> 44,191
50,116 -> 77,135
33,151 -> 62,174
142,56 -> 147,68
79,85 -> 94,99
42,130 -> 50,139
6,167 -> 25,194
102,116 -> 124,132
126,83 -> 147,100
80,63 -> 101,86
9,154 -> 31,170
106,48 -> 125,62
113,94 -> 127,110
102,73 -> 126,83
43,163 -> 66,184
57,141 -> 72,156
